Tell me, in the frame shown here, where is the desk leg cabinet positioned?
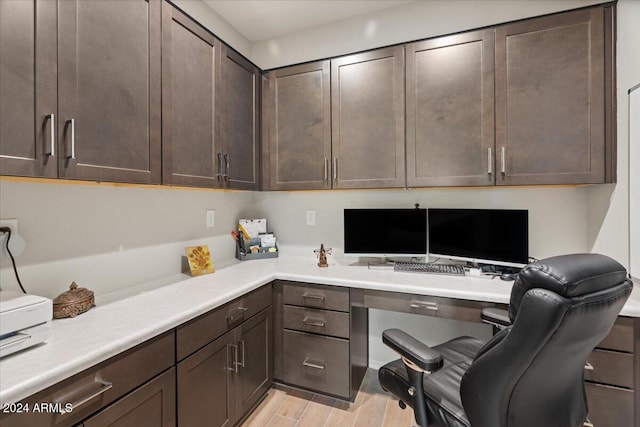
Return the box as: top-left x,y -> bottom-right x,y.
273,280 -> 368,401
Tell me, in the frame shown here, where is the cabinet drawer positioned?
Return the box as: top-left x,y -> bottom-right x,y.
177,284 -> 272,361
0,332 -> 175,427
282,282 -> 349,312
282,330 -> 350,398
585,382 -> 634,427
359,289 -> 492,322
597,316 -> 634,353
585,349 -> 634,389
283,305 -> 350,339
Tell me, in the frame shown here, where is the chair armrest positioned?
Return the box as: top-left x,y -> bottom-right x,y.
382,329 -> 443,372
481,307 -> 511,329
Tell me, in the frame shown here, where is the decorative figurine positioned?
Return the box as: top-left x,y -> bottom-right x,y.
314,243 -> 332,267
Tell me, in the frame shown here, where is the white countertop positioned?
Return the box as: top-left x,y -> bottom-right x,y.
2,255 -> 639,405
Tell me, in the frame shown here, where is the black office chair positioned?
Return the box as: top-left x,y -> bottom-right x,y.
378,253 -> 633,427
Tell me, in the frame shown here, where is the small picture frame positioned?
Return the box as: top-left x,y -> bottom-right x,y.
185,245 -> 215,276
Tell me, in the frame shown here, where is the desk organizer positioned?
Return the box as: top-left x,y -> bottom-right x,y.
236,236 -> 278,261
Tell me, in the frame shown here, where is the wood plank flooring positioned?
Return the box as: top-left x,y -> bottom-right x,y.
241,369 -> 416,427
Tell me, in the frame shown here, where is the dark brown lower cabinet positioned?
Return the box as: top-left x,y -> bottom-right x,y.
82,368 -> 176,427
177,307 -> 272,427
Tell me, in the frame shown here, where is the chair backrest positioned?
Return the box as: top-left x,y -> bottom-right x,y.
460,254 -> 632,427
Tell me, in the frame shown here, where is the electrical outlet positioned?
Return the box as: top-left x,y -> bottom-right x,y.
0,219 -> 19,258
306,210 -> 316,226
206,210 -> 215,228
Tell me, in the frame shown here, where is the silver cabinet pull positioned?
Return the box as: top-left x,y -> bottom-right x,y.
45,114 -> 55,157
410,299 -> 439,311
238,340 -> 245,368
584,362 -> 594,371
583,422 -> 594,427
500,146 -> 505,174
324,158 -> 329,182
224,153 -> 230,180
216,153 -> 223,180
302,357 -> 325,370
66,119 -> 76,160
301,293 -> 325,301
487,147 -> 492,174
333,157 -> 338,181
56,379 -> 113,414
229,343 -> 239,373
302,317 -> 326,328
227,306 -> 248,324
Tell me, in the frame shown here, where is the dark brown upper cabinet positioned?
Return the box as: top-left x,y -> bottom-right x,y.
406,30 -> 495,187
0,0 -> 57,178
162,2 -> 222,188
57,0 -> 162,184
220,46 -> 261,190
263,61 -> 331,190
495,6 -> 614,185
331,46 -> 406,189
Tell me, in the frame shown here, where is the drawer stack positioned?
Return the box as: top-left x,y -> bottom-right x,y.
584,317 -> 636,427
273,280 -> 367,401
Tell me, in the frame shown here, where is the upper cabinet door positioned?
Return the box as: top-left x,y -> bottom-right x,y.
162,3 -> 222,188
264,61 -> 331,190
57,0 -> 161,184
221,46 -> 260,190
495,7 -> 608,185
0,0 -> 57,178
406,30 -> 495,187
331,46 -> 406,189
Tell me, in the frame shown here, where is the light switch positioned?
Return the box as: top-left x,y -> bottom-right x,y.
206,210 -> 215,228
306,210 -> 316,226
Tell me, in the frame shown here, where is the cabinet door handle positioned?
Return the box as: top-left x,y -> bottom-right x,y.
301,293 -> 325,302
45,114 -> 55,157
227,307 -> 248,324
487,147 -> 492,174
333,157 -> 338,181
224,153 -> 230,180
500,146 -> 505,174
66,119 -> 76,160
410,300 -> 439,311
229,343 -> 239,373
302,357 -> 325,370
216,153 -> 223,180
302,317 -> 325,327
56,379 -> 113,414
238,339 -> 245,368
324,158 -> 329,182
584,362 -> 594,371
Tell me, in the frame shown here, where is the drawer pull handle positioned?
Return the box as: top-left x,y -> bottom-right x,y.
45,114 -> 55,157
56,379 -> 113,414
302,293 -> 325,302
583,421 -> 594,427
238,340 -> 246,368
302,317 -> 326,327
302,358 -> 325,370
410,300 -> 438,311
584,362 -> 594,371
228,307 -> 248,323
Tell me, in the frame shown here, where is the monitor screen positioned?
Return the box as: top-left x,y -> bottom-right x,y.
344,209 -> 427,257
428,208 -> 529,267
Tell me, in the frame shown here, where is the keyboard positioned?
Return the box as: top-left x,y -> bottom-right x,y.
394,262 -> 466,276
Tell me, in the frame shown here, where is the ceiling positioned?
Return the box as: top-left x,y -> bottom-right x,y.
203,0 -> 416,42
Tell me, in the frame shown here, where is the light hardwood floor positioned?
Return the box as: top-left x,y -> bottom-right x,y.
241,369 -> 416,427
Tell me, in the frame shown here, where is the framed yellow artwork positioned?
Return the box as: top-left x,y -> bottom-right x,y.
185,245 -> 215,276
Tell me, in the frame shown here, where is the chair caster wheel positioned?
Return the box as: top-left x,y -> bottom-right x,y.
399,400 -> 407,410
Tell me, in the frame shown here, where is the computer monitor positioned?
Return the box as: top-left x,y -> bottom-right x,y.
428,208 -> 529,267
343,208 -> 427,258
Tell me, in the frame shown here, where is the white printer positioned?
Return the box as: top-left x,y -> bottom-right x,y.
0,290 -> 52,358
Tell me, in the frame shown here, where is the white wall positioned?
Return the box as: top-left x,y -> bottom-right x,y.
0,180 -> 255,299
251,0 -> 607,69
587,0 -> 640,270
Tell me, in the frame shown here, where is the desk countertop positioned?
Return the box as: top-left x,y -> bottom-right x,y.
2,255 -> 639,405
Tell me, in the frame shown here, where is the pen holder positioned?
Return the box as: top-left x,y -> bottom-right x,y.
235,233 -> 278,261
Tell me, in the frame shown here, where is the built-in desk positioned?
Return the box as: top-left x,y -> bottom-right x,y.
1,256 -> 639,426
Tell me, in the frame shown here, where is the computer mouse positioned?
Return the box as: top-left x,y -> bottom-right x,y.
500,273 -> 516,281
